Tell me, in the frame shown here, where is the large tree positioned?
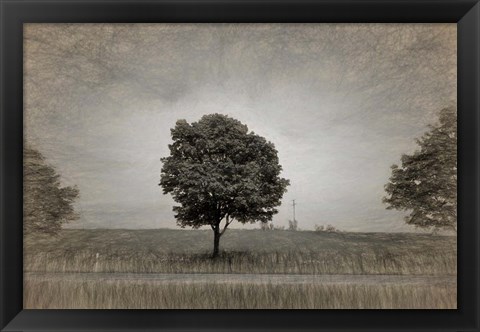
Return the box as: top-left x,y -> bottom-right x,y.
24,146 -> 80,235
383,107 -> 457,232
160,114 -> 290,257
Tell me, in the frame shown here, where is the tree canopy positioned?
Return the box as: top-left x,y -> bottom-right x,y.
383,107 -> 457,232
24,146 -> 79,235
160,114 -> 290,256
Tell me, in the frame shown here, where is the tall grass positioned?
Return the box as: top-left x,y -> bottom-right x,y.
24,229 -> 457,275
24,278 -> 457,309
24,249 -> 457,275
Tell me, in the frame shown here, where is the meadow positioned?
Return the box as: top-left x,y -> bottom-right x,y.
23,229 -> 457,309
24,228 -> 457,275
24,278 -> 456,309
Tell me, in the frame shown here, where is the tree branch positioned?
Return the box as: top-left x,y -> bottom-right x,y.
220,215 -> 233,235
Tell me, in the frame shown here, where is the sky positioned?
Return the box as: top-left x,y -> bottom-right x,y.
24,24 -> 456,232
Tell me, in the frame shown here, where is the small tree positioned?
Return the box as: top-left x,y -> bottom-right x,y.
325,224 -> 340,233
160,114 -> 290,257
23,146 -> 79,235
314,224 -> 325,232
383,107 -> 457,232
288,219 -> 298,231
260,222 -> 271,231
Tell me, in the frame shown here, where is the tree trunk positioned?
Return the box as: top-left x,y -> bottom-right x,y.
212,227 -> 221,258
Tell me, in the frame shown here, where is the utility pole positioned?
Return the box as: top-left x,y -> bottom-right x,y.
292,199 -> 296,223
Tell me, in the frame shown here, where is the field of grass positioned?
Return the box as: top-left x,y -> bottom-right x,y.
24,229 -> 457,275
24,229 -> 457,309
24,278 -> 456,309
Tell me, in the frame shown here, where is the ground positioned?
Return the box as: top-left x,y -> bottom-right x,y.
23,229 -> 457,309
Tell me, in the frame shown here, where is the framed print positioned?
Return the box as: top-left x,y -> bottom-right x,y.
1,0 -> 479,331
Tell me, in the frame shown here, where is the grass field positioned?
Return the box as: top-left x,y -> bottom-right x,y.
24,229 -> 457,275
24,229 -> 457,309
24,278 -> 456,309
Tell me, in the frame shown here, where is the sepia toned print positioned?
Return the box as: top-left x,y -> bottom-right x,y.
23,24 -> 456,309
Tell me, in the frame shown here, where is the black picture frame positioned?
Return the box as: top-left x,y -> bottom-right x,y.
1,0 -> 479,331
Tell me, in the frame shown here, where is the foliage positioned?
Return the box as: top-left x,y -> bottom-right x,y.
383,107 -> 457,231
314,224 -> 342,233
288,219 -> 298,231
160,114 -> 290,256
260,222 -> 274,231
314,224 -> 325,232
260,222 -> 283,231
23,146 -> 79,235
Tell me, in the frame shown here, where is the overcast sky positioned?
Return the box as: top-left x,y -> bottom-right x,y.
24,24 -> 456,232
